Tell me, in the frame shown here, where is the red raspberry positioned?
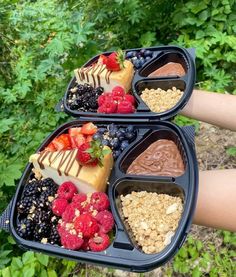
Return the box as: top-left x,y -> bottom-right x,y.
60,230 -> 84,250
57,222 -> 66,236
98,100 -> 117,114
88,233 -> 110,252
62,203 -> 81,223
95,210 -> 114,233
112,86 -> 125,97
52,198 -> 68,216
81,238 -> 90,251
57,182 -> 78,201
74,214 -> 99,238
91,192 -> 110,211
117,100 -> 135,113
98,93 -> 112,106
123,94 -> 135,105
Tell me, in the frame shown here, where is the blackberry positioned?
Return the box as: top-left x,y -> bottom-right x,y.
88,97 -> 98,109
83,83 -> 93,93
35,222 -> 51,238
23,180 -> 40,197
33,209 -> 52,223
94,86 -> 104,95
49,226 -> 60,245
69,100 -> 79,110
16,218 -> 34,239
17,197 -> 34,214
51,215 -> 60,225
41,178 -> 58,188
77,84 -> 85,95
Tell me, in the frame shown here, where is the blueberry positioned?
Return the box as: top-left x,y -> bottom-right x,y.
101,139 -> 109,146
93,133 -> 102,140
144,50 -> 153,57
133,59 -> 142,69
107,123 -> 117,132
120,128 -> 126,133
120,140 -> 129,151
125,132 -> 136,140
113,150 -> 121,160
126,51 -> 137,59
110,138 -> 120,149
131,56 -> 138,63
145,56 -> 151,63
139,49 -> 146,56
98,127 -> 107,134
109,129 -> 117,138
139,57 -> 145,66
126,125 -> 134,132
116,130 -> 125,141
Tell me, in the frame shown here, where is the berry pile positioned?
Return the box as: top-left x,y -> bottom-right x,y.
52,182 -> 114,251
16,178 -> 60,244
67,83 -> 104,112
126,49 -> 153,69
44,122 -> 98,151
97,86 -> 135,114
93,123 -> 136,160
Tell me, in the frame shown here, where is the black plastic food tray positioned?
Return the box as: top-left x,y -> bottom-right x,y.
9,119 -> 198,272
59,45 -> 196,121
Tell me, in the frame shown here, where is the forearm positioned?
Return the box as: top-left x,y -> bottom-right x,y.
181,90 -> 236,131
193,169 -> 236,232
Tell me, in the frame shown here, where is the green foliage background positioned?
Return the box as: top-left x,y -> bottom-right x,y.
0,0 -> 236,276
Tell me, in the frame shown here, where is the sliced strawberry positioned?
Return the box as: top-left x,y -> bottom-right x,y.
97,54 -> 108,65
81,122 -> 98,135
45,142 -> 57,152
86,135 -> 93,143
52,134 -> 72,150
71,134 -> 86,148
68,127 -> 82,137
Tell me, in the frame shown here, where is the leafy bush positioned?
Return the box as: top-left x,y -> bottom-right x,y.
0,0 -> 235,276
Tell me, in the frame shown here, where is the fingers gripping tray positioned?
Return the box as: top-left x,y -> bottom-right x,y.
9,119 -> 198,272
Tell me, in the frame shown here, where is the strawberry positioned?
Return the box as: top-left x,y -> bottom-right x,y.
117,100 -> 135,114
77,140 -> 111,167
97,54 -> 108,65
68,127 -> 82,137
81,122 -> 98,135
52,134 -> 72,150
97,100 -> 117,114
106,50 -> 125,71
45,142 -> 57,152
70,133 -> 86,148
86,135 -> 93,143
123,94 -> 135,105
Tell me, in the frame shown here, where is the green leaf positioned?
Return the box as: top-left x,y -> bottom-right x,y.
139,31 -> 156,47
47,270 -> 57,277
0,163 -> 22,187
0,119 -> 16,134
22,267 -> 34,277
226,147 -> 236,156
22,252 -> 35,265
192,266 -> 201,277
11,257 -> 23,270
1,267 -> 11,277
35,253 -> 49,267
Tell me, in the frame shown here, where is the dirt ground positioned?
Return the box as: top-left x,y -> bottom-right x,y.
89,122 -> 236,277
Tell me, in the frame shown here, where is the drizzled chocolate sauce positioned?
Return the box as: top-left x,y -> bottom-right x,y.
77,63 -> 112,87
37,149 -> 80,176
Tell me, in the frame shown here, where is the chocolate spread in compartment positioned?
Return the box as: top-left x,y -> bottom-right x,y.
127,139 -> 184,176
148,62 -> 186,77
